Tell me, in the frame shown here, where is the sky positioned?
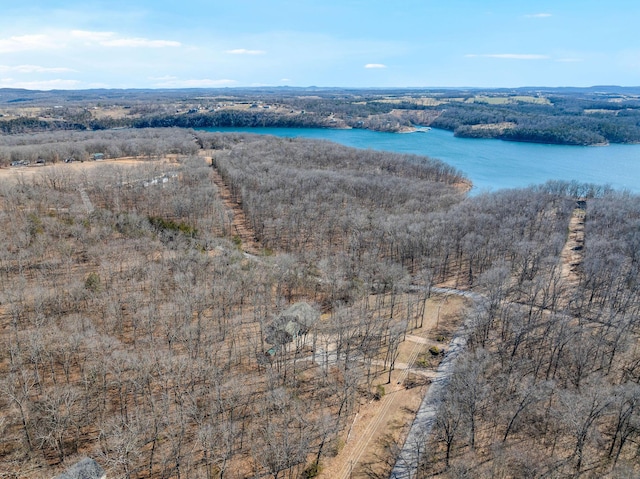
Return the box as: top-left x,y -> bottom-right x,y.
0,0 -> 639,90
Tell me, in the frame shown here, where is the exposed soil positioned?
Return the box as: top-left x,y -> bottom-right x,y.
560,201 -> 586,288
205,152 -> 264,255
319,296 -> 466,479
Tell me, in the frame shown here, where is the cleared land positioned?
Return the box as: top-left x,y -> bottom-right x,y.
320,295 -> 467,479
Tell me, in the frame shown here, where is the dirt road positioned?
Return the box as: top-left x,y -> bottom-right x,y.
317,295 -> 467,479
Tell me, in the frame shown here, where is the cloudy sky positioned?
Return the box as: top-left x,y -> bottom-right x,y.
1,0 -> 639,90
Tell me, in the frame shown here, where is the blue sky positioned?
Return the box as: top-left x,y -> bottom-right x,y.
0,0 -> 639,90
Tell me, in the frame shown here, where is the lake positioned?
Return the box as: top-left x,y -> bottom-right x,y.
201,127 -> 640,194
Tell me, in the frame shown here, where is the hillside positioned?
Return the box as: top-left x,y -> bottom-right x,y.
2,87 -> 640,145
0,129 -> 638,478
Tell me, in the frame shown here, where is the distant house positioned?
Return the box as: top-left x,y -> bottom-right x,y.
92,153 -> 105,161
265,302 -> 320,350
54,458 -> 106,479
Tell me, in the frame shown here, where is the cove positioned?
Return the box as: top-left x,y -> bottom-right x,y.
200,127 -> 640,194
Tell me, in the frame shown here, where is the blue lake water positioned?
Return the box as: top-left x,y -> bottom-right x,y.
201,127 -> 640,194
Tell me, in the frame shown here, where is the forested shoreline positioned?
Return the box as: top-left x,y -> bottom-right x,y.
2,87 -> 640,145
0,129 -> 638,478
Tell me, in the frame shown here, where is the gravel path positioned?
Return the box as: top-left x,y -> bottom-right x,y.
390,288 -> 483,478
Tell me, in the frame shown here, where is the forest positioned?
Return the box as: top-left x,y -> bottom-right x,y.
2,86 -> 640,145
0,127 -> 639,479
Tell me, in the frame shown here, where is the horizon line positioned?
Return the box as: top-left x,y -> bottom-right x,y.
1,84 -> 638,93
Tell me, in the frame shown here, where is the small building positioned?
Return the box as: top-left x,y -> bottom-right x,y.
54,458 -> 106,479
92,153 -> 105,161
265,302 -> 320,349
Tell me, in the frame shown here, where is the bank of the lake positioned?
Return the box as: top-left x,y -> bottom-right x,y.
201,127 -> 640,194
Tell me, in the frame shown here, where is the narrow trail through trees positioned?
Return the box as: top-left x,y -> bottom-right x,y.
560,199 -> 586,289
206,153 -> 263,255
78,187 -> 94,214
322,297 -> 469,479
390,289 -> 481,479
333,334 -> 429,479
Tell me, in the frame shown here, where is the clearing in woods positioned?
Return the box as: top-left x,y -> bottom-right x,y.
560,200 -> 586,289
318,295 -> 468,479
205,151 -> 263,255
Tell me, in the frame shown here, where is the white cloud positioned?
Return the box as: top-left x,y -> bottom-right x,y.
100,37 -> 181,48
365,63 -> 387,69
151,78 -> 237,88
0,30 -> 181,53
0,64 -> 75,73
71,30 -> 115,41
71,30 -> 180,48
0,34 -> 60,53
525,13 -> 552,18
466,54 -> 549,60
280,78 -> 292,82
0,78 -> 81,90
226,49 -> 266,55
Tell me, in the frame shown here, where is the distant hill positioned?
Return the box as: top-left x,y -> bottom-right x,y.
3,86 -> 640,145
2,85 -> 640,104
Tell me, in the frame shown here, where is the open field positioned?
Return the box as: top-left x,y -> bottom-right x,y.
0,156 -> 176,185
467,95 -> 552,105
